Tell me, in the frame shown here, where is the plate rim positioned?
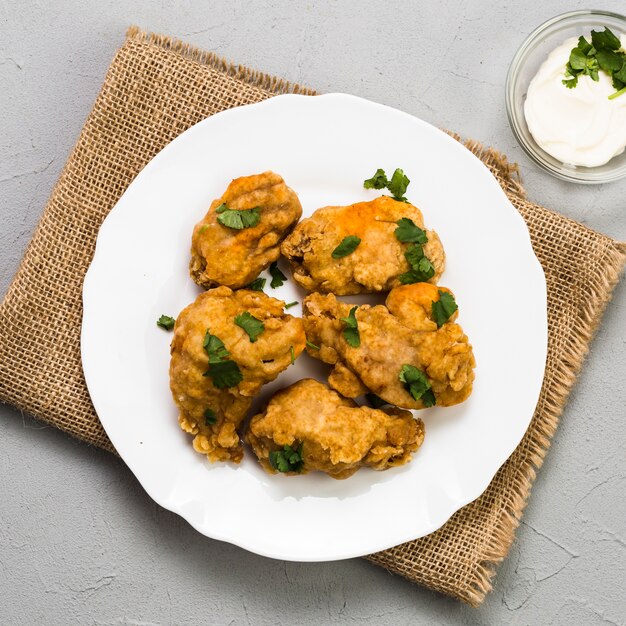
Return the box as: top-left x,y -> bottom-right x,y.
81,92 -> 548,561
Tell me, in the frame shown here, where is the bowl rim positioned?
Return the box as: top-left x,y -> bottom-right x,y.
505,9 -> 626,184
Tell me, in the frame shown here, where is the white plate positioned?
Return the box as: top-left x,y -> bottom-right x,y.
82,93 -> 547,561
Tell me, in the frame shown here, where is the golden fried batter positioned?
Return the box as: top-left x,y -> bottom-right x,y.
190,172 -> 302,289
246,379 -> 424,479
170,287 -> 305,463
280,196 -> 445,295
303,283 -> 475,409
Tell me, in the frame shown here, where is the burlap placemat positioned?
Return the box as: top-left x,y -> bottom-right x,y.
0,27 -> 624,606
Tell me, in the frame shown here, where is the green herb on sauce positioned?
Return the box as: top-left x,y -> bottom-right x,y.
332,235 -> 361,259
269,443 -> 304,473
202,329 -> 243,389
245,277 -> 266,292
204,408 -> 217,425
269,261 -> 287,288
216,203 -> 261,229
563,28 -> 626,98
340,306 -> 360,348
234,311 -> 265,343
394,217 -> 428,244
398,243 -> 435,284
399,364 -> 436,407
431,291 -> 458,328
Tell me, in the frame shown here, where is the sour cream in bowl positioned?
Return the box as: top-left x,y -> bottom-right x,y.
506,11 -> 626,183
524,34 -> 626,168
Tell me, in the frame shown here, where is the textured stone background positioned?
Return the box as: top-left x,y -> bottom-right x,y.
1,1 -> 625,624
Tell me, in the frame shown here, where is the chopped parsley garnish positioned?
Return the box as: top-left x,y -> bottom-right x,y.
204,408 -> 217,425
332,235 -> 361,259
290,345 -> 295,364
399,364 -> 436,407
431,291 -> 458,328
363,167 -> 410,202
394,217 -> 428,244
215,203 -> 261,229
399,244 -> 435,283
365,393 -> 388,409
563,28 -> 626,98
234,311 -> 265,343
340,306 -> 360,348
284,301 -> 298,309
269,261 -> 287,288
245,277 -> 266,292
269,443 -> 304,473
363,168 -> 388,189
306,340 -> 320,350
386,168 -> 410,202
156,314 -> 175,330
202,329 -> 243,389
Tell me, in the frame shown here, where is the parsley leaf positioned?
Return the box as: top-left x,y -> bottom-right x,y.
363,168 -> 389,189
365,393 -> 388,409
596,49 -> 624,73
269,443 -> 304,473
387,168 -> 410,202
203,330 -> 229,362
394,217 -> 428,244
340,306 -> 360,348
156,314 -> 175,330
204,408 -> 217,425
306,340 -> 320,350
563,27 -> 626,98
569,47 -> 589,71
399,365 -> 436,407
591,27 -> 621,52
562,75 -> 579,89
577,35 -> 593,56
216,204 -> 261,230
363,167 -> 411,201
332,235 -> 361,259
245,277 -> 266,292
431,291 -> 458,328
398,244 -> 435,283
205,359 -> 243,389
269,261 -> 287,288
234,311 -> 265,343
202,329 -> 243,389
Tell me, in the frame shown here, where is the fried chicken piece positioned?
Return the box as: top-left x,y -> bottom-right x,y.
246,379 -> 424,479
280,195 -> 445,295
190,171 -> 302,289
170,286 -> 305,463
303,283 -> 475,409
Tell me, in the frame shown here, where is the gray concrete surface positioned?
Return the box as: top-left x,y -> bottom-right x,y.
1,1 -> 625,624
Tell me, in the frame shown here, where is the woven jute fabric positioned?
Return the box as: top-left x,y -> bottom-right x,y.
0,27 -> 624,606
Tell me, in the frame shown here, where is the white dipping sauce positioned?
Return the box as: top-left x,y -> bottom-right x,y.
524,35 -> 626,167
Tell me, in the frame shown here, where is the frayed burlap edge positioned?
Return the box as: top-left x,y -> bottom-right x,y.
126,26 -> 318,97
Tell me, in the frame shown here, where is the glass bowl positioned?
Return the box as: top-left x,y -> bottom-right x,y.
506,10 -> 626,184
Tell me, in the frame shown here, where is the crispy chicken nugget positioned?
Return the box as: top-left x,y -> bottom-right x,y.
170,287 -> 305,463
190,171 -> 302,289
246,379 -> 424,479
303,283 -> 475,409
280,196 -> 444,295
